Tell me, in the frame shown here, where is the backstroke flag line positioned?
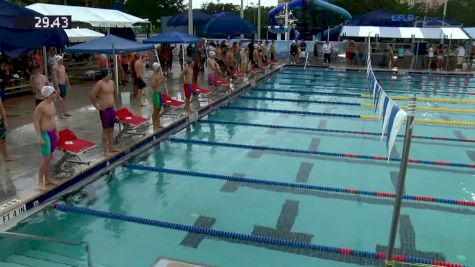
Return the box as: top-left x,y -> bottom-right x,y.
367,67 -> 408,161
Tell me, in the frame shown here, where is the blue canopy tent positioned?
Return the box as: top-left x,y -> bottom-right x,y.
65,34 -> 154,104
143,31 -> 199,82
0,0 -> 68,58
203,12 -> 256,39
167,10 -> 213,26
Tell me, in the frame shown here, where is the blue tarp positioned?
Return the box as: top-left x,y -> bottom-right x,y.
204,12 -> 255,37
349,9 -> 413,27
167,10 -> 212,26
0,0 -> 68,58
65,34 -> 153,54
143,32 -> 199,44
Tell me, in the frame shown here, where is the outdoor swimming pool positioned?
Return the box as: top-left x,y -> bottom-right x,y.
0,67 -> 474,267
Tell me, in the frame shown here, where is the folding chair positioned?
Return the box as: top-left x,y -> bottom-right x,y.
161,93 -> 185,118
115,107 -> 149,142
54,129 -> 96,177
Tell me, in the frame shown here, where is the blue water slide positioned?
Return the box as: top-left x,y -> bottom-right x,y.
268,0 -> 351,40
314,0 -> 351,40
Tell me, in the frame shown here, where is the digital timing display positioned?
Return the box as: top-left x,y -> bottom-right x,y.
14,16 -> 72,29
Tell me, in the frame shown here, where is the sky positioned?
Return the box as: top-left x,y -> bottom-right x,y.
191,0 -> 279,9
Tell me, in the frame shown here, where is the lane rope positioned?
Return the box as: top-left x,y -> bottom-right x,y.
253,88 -> 475,104
52,203 -> 466,267
199,119 -> 475,143
125,164 -> 475,208
222,106 -> 475,126
169,137 -> 475,169
265,81 -> 475,96
241,96 -> 475,114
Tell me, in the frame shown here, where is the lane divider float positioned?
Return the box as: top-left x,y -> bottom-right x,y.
53,203 -> 466,267
169,137 -> 475,169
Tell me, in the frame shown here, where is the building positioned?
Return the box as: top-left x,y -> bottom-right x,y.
401,0 -> 446,9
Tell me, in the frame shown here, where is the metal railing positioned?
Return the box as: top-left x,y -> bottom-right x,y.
0,231 -> 93,267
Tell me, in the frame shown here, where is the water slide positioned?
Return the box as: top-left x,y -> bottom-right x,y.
268,0 -> 351,40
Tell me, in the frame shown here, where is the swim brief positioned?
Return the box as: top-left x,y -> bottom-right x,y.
99,107 -> 116,129
58,84 -> 67,98
151,91 -> 162,109
134,77 -> 146,89
0,118 -> 5,140
39,130 -> 57,157
183,84 -> 193,99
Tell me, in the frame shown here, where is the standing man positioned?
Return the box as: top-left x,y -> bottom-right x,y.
133,55 -> 146,98
149,62 -> 166,131
89,69 -> 120,157
207,51 -> 222,88
182,59 -> 194,112
248,39 -> 255,65
290,41 -> 298,64
34,86 -> 61,190
30,63 -> 50,106
323,40 -> 332,65
0,96 -> 12,161
456,44 -> 466,70
52,56 -> 71,118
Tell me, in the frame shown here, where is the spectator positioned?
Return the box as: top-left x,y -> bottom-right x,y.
290,41 -> 298,64
323,40 -> 332,65
299,40 -> 307,63
456,44 -> 466,70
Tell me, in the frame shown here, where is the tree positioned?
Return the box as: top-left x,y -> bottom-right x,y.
201,2 -> 239,14
431,0 -> 475,26
125,0 -> 185,27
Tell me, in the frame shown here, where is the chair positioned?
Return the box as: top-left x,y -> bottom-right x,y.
161,93 -> 185,118
54,129 -> 96,177
115,107 -> 149,142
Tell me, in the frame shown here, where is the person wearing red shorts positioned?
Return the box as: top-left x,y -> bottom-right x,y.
182,58 -> 194,112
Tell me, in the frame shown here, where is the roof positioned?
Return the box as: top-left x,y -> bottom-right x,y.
65,34 -> 153,54
26,3 -> 149,27
65,28 -> 105,43
341,26 -> 469,40
464,27 -> 475,39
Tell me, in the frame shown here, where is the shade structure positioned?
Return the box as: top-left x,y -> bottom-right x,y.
349,9 -> 413,27
203,12 -> 256,37
65,34 -> 154,106
143,32 -> 200,44
0,0 -> 68,58
27,3 -> 149,27
167,9 -> 212,26
340,26 -> 470,40
65,28 -> 105,43
65,34 -> 153,54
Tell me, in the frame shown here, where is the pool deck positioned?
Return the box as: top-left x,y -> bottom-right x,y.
0,61 -> 283,229
1,61 -> 473,229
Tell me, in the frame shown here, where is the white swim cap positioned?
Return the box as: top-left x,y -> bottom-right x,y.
55,55 -> 63,63
152,62 -> 161,71
41,86 -> 55,97
209,51 -> 216,57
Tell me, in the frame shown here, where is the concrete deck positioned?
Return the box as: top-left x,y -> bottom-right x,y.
0,60 -> 280,227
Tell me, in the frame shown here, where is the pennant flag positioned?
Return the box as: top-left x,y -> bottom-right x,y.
381,98 -> 395,140
373,83 -> 381,105
374,86 -> 385,113
386,107 -> 407,160
378,91 -> 388,117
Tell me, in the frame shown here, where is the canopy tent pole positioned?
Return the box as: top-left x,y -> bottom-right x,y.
285,2 -> 289,41
257,0 -> 261,40
182,44 -> 185,73
153,46 -> 169,95
112,43 -> 120,107
42,46 -> 48,77
240,0 -> 244,38
446,33 -> 452,71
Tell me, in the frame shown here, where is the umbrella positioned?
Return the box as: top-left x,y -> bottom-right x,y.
65,34 -> 154,105
167,9 -> 212,27
143,31 -> 200,44
203,12 -> 256,39
143,31 -> 200,78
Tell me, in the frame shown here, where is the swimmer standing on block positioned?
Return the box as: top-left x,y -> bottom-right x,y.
90,69 -> 120,157
149,62 -> 166,131
34,86 -> 62,191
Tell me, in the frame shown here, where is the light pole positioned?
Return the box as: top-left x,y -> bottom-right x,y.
188,0 -> 193,35
257,0 -> 261,40
442,0 -> 448,26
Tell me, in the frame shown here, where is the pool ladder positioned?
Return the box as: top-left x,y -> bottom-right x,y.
0,231 -> 93,267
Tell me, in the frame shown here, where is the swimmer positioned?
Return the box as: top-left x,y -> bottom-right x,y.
149,62 -> 166,131
52,56 -> 71,118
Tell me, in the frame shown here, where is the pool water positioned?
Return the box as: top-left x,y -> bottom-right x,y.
1,67 -> 474,267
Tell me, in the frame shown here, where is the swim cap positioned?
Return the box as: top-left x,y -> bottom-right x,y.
99,68 -> 112,79
55,55 -> 63,63
152,62 -> 161,71
41,86 -> 55,97
209,51 -> 216,57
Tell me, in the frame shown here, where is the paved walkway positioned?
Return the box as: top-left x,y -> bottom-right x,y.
0,59 -> 281,226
